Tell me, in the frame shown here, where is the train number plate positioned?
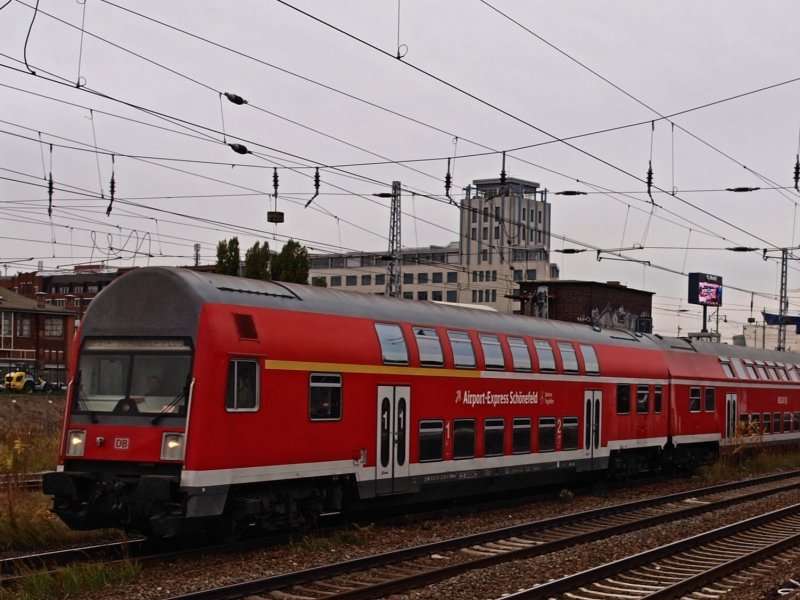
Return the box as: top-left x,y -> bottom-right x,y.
114,438 -> 130,450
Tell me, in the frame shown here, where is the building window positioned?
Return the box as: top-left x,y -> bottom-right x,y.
1,312 -> 11,336
526,269 -> 536,281
446,290 -> 457,302
44,317 -> 64,338
402,291 -> 413,299
403,273 -> 413,284
346,276 -> 357,286
447,272 -> 458,283
417,291 -> 428,300
375,274 -> 385,286
330,276 -> 342,287
312,276 -> 327,286
309,373 -> 342,420
513,270 -> 523,281
418,273 -> 428,284
16,317 -> 31,337
432,272 -> 443,284
361,275 -> 372,286
432,291 -> 442,301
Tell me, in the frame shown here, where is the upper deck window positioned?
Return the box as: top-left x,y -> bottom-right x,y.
507,337 -> 532,371
413,327 -> 443,367
534,339 -> 556,372
744,361 -> 757,379
447,331 -> 476,368
580,345 -> 600,374
375,323 -> 408,365
720,360 -> 734,378
557,342 -> 579,373
731,358 -> 748,379
479,334 -> 505,370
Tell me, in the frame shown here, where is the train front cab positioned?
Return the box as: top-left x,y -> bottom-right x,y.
43,337 -> 194,536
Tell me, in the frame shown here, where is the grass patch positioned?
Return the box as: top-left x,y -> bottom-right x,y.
1,560 -> 141,600
697,444 -> 800,484
298,523 -> 375,551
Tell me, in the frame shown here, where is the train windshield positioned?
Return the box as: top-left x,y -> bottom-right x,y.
74,339 -> 192,417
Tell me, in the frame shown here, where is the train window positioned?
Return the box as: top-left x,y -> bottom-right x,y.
413,327 -> 444,367
225,359 -> 259,412
704,388 -> 716,412
616,384 -> 631,414
763,413 -> 772,434
790,366 -> 800,382
778,368 -> 789,381
636,385 -> 649,414
731,358 -> 748,379
785,412 -> 793,432
580,345 -> 599,374
563,417 -> 579,450
508,337 -> 532,371
739,413 -> 750,435
512,417 -> 532,454
557,342 -> 579,373
534,339 -> 556,372
755,363 -> 768,380
453,419 -> 476,459
719,360 -> 734,378
479,334 -> 505,370
750,413 -> 761,434
794,412 -> 800,431
419,420 -> 444,462
484,418 -> 505,456
744,361 -> 757,379
766,367 -> 779,381
538,417 -> 556,452
653,385 -> 663,413
448,331 -> 476,368
308,373 -> 342,420
375,323 -> 409,364
774,412 -> 782,433
689,387 -> 701,412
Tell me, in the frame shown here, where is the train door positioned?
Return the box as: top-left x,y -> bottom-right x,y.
726,393 -> 738,440
584,390 -> 602,467
375,386 -> 410,495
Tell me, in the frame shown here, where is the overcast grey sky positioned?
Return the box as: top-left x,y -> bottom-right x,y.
1,1 -> 799,339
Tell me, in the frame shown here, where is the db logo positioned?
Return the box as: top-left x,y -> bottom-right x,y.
114,438 -> 130,450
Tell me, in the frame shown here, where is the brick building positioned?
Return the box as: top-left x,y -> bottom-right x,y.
517,280 -> 654,333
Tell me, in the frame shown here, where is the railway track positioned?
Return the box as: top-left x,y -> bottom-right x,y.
146,470 -> 800,600
508,503 -> 800,599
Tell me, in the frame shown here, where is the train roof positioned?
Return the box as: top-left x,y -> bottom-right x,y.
82,267 -> 800,365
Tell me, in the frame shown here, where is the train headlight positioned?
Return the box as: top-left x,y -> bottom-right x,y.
66,430 -> 86,457
160,433 -> 185,461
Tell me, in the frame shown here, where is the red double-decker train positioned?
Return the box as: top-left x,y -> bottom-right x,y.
43,267 -> 800,537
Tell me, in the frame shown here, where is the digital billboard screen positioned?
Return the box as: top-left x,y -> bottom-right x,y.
688,272 -> 722,307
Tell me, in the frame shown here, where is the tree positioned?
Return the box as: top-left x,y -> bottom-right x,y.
271,239 -> 309,283
244,241 -> 271,280
215,237 -> 240,276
